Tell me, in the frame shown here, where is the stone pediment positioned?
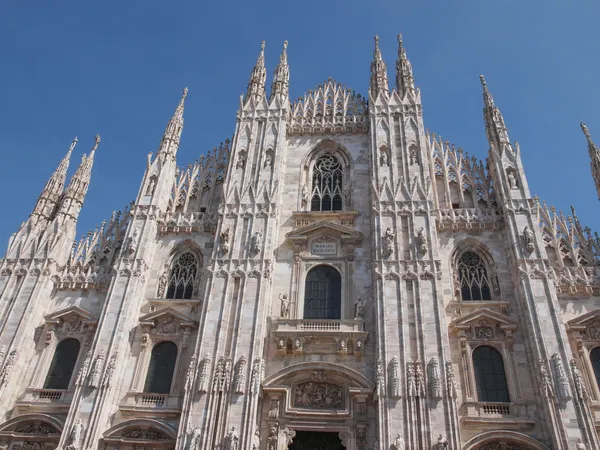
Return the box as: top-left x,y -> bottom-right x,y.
44,306 -> 98,329
138,307 -> 197,334
450,308 -> 517,333
287,220 -> 363,245
566,309 -> 600,341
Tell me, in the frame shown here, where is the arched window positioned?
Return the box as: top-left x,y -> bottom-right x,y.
311,154 -> 343,211
590,347 -> 600,391
44,338 -> 81,390
144,341 -> 178,394
473,345 -> 510,403
458,251 -> 492,301
166,251 -> 199,299
304,266 -> 342,319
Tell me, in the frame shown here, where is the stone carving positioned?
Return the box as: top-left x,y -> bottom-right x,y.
250,357 -> 265,395
434,435 -> 449,450
508,170 -> 518,189
101,352 -> 118,388
311,370 -> 327,381
212,356 -> 226,393
263,153 -> 273,169
375,357 -> 385,400
125,228 -> 140,254
67,419 -> 83,450
576,438 -> 587,450
145,176 -> 156,195
343,181 -> 352,208
409,148 -> 418,165
407,362 -> 416,398
267,424 -> 278,450
354,297 -> 365,319
389,356 -> 401,398
373,440 -> 379,450
279,293 -> 290,318
153,314 -> 178,334
301,184 -> 310,206
445,361 -> 457,398
198,353 -> 212,393
189,427 -> 201,450
474,326 -> 493,340
236,152 -> 246,169
384,227 -> 395,257
380,150 -> 388,166
157,267 -> 168,298
570,359 -> 589,400
283,426 -> 296,447
429,356 -> 442,399
523,226 -> 535,253
588,326 -> 600,340
416,227 -> 427,255
338,431 -> 349,448
539,359 -> 555,398
220,228 -> 231,254
293,382 -> 343,408
391,433 -> 405,450
75,351 -> 92,387
88,349 -> 105,389
252,429 -> 261,450
293,338 -> 302,351
233,355 -> 247,394
185,354 -> 197,391
225,427 -> 239,450
551,353 -> 571,400
415,360 -> 426,397
251,230 -> 263,254
224,357 -> 233,389
0,349 -> 18,389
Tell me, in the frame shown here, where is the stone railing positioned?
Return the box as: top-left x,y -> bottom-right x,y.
35,389 -> 65,402
463,402 -> 535,429
271,318 -> 368,357
157,212 -> 218,235
435,208 -> 502,231
120,392 -> 182,417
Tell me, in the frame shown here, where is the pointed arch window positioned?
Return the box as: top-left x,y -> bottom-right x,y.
473,345 -> 510,403
311,154 -> 343,212
304,266 -> 342,319
144,341 -> 178,394
590,347 -> 600,391
43,338 -> 81,390
166,251 -> 199,300
458,251 -> 492,301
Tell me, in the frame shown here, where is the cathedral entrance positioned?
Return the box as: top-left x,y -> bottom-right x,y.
289,431 -> 345,450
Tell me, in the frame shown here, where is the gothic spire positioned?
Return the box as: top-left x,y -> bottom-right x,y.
581,122 -> 600,200
395,34 -> 415,96
480,75 -> 511,149
370,35 -> 389,99
246,41 -> 267,103
158,87 -> 188,157
30,137 -> 78,223
270,40 -> 289,102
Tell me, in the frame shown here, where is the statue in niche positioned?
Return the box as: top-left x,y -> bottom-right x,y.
263,153 -> 273,169
157,268 -> 168,297
384,227 -> 395,257
251,230 -> 263,254
126,228 -> 140,254
68,419 -> 83,450
236,153 -> 246,170
279,293 -> 290,318
301,184 -> 309,206
416,227 -> 427,255
380,150 -> 388,166
220,228 -> 230,254
225,427 -> 239,450
508,171 -> 518,188
189,427 -> 202,450
576,438 -> 587,450
523,226 -> 534,253
409,148 -> 418,165
391,434 -> 405,450
354,297 -> 365,319
252,429 -> 260,450
343,181 -> 352,208
435,435 -> 449,450
146,177 -> 156,195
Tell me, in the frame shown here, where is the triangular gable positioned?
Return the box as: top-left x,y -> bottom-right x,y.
138,306 -> 197,329
286,220 -> 363,245
44,306 -> 98,326
566,308 -> 600,333
450,308 -> 517,332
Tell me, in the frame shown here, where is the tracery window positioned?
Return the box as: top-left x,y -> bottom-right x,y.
473,345 -> 510,403
43,338 -> 80,390
311,154 -> 343,212
304,266 -> 341,319
144,341 -> 178,394
166,251 -> 199,299
458,251 -> 492,301
590,347 -> 600,391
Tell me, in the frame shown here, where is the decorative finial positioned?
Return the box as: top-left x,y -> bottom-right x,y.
479,74 -> 487,88
283,40 -> 288,50
92,134 -> 101,151
581,122 -> 591,139
182,87 -> 188,98
375,35 -> 380,46
261,40 -> 265,52
397,34 -> 403,45
69,137 -> 78,152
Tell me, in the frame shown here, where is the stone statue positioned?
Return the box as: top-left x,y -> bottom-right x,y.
571,359 -> 589,400
435,435 -> 448,450
391,433 -> 405,450
551,353 -> 571,400
380,151 -> 388,166
576,438 -> 587,450
101,352 -> 118,388
225,427 -> 239,450
252,230 -> 263,254
409,149 -> 417,165
146,177 -> 156,195
354,297 -> 365,319
384,227 -> 395,257
279,293 -> 290,318
508,171 -> 518,189
301,184 -> 309,205
252,429 -> 260,450
263,153 -> 272,169
539,359 -> 555,398
343,181 -> 352,208
157,268 -> 168,297
126,228 -> 140,254
523,226 -> 534,253
69,419 -> 83,450
236,153 -> 245,169
189,427 -> 202,450
220,228 -> 230,254
416,227 -> 427,255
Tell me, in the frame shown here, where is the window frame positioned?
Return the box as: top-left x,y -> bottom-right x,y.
143,340 -> 179,394
302,265 -> 343,320
471,344 -> 511,403
43,338 -> 81,390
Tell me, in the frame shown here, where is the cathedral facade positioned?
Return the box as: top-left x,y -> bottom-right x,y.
1,35 -> 600,450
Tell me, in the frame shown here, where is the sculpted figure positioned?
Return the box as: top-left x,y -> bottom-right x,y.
380,151 -> 388,166
252,429 -> 260,450
220,228 -> 231,254
354,297 -> 365,319
391,433 -> 405,450
508,171 -> 518,188
263,153 -> 273,169
523,226 -> 534,253
384,227 -> 395,256
252,230 -> 263,254
225,427 -> 239,450
236,153 -> 245,169
279,294 -> 290,318
157,268 -> 168,297
416,227 -> 427,254
301,184 -> 309,205
69,419 -> 83,449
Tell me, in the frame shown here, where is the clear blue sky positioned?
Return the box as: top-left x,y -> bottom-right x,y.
1,1 -> 599,248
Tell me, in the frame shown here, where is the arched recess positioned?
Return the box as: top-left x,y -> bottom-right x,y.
0,414 -> 64,450
161,241 -> 203,300
263,361 -> 375,390
43,338 -> 80,389
103,419 -> 176,449
144,341 -> 178,394
303,265 -> 342,319
451,238 -> 501,301
463,430 -> 550,450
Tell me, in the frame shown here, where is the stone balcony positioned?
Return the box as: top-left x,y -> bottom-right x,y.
435,208 -> 503,231
462,402 -> 535,430
271,318 -> 368,356
120,392 -> 182,418
14,388 -> 73,414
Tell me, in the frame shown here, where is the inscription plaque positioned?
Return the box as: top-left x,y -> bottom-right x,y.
311,242 -> 337,255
